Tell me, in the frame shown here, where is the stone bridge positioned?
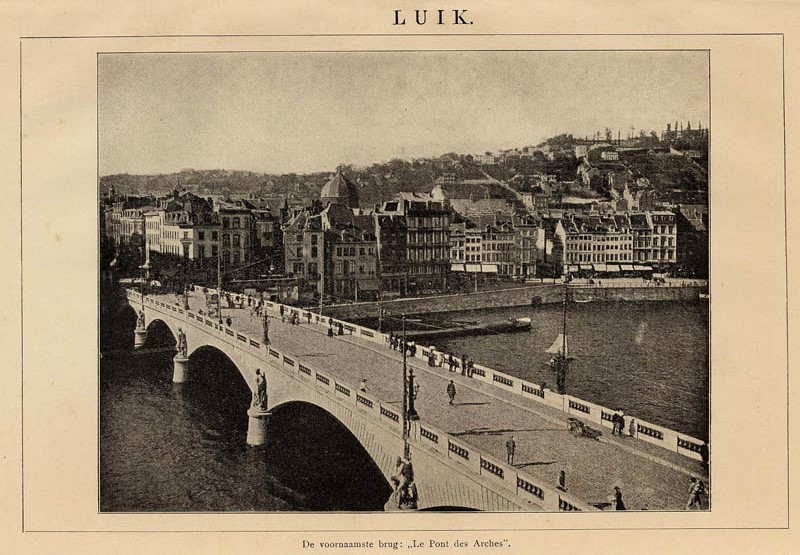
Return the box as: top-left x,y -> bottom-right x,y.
119,287 -> 707,512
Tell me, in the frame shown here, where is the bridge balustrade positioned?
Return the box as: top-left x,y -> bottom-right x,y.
132,287 -> 707,461
131,290 -> 701,510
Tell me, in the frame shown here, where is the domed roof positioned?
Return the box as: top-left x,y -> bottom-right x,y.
320,167 -> 359,208
431,183 -> 448,201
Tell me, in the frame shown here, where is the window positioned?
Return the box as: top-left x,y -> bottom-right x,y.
198,246 -> 205,259
296,247 -> 303,257
233,252 -> 240,264
293,262 -> 304,274
308,262 -> 318,275
311,246 -> 318,258
233,235 -> 240,248
198,231 -> 205,241
211,231 -> 218,240
336,247 -> 342,256
222,235 -> 230,247
296,234 -> 303,243
311,235 -> 318,245
360,247 -> 366,256
233,218 -> 240,228
223,218 -> 230,229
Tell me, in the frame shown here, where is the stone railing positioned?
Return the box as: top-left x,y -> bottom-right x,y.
126,288 -> 594,512
202,287 -> 708,463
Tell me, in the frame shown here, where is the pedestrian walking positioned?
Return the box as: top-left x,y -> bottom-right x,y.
466,360 -> 474,377
461,354 -> 468,376
448,354 -> 455,372
613,486 -> 626,510
358,378 -> 368,392
280,305 -> 285,323
686,478 -> 705,510
628,418 -> 636,437
506,435 -> 516,465
447,380 -> 456,405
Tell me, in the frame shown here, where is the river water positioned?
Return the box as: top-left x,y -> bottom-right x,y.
100,310 -> 390,512
100,293 -> 707,512
424,301 -> 709,440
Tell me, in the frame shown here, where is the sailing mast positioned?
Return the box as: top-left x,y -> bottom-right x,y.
546,283 -> 570,394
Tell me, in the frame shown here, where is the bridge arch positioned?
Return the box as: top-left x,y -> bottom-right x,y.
267,400 -> 393,511
145,318 -> 177,349
180,345 -> 255,442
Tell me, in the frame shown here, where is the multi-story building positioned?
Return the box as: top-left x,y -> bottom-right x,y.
629,211 -> 677,270
143,191 -> 219,262
562,213 -> 633,274
330,216 -> 379,302
282,211 -> 327,300
216,199 -> 254,268
379,193 -> 451,294
374,213 -> 408,297
675,204 -> 708,278
513,214 -> 540,278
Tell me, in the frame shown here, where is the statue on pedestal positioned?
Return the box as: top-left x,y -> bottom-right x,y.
176,328 -> 188,358
252,368 -> 267,410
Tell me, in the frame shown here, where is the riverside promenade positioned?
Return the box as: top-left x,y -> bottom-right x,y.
152,289 -> 709,511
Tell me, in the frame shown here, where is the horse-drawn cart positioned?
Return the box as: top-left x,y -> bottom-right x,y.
567,417 -> 603,439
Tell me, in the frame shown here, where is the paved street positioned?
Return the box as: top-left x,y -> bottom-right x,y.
158,290 -> 709,511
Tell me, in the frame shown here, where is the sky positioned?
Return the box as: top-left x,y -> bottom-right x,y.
98,51 -> 709,176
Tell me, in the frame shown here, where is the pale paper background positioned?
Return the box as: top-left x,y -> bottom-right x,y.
2,1 -> 798,553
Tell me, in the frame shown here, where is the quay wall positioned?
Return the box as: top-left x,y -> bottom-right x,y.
323,283 -> 707,320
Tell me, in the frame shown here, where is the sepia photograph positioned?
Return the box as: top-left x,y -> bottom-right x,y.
98,50 -> 711,514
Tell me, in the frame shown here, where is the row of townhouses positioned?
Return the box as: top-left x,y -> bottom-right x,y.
103,169 -> 708,302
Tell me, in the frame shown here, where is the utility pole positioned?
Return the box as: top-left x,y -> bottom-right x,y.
217,243 -> 223,324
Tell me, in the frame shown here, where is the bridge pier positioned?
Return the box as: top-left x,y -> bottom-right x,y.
246,406 -> 271,446
172,355 -> 190,383
133,327 -> 148,349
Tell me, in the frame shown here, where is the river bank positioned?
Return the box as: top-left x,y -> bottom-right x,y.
322,280 -> 708,320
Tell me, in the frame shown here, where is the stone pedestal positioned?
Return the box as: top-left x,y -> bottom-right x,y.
246,406 -> 271,446
133,327 -> 148,349
172,356 -> 190,383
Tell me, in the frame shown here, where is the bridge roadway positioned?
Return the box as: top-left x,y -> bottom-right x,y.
154,290 -> 707,511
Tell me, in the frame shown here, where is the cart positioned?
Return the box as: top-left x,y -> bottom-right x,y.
567,417 -> 603,439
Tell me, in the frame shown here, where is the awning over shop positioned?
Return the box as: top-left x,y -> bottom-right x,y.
592,263 -> 607,272
465,263 -> 482,272
605,264 -> 620,272
620,264 -> 635,271
579,264 -> 592,270
567,265 -> 579,273
633,265 -> 652,271
481,264 -> 499,273
450,263 -> 465,271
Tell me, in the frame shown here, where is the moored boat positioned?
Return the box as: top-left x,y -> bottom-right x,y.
486,316 -> 532,333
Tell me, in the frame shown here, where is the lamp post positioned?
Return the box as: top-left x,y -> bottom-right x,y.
401,314 -> 412,459
139,216 -> 151,305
